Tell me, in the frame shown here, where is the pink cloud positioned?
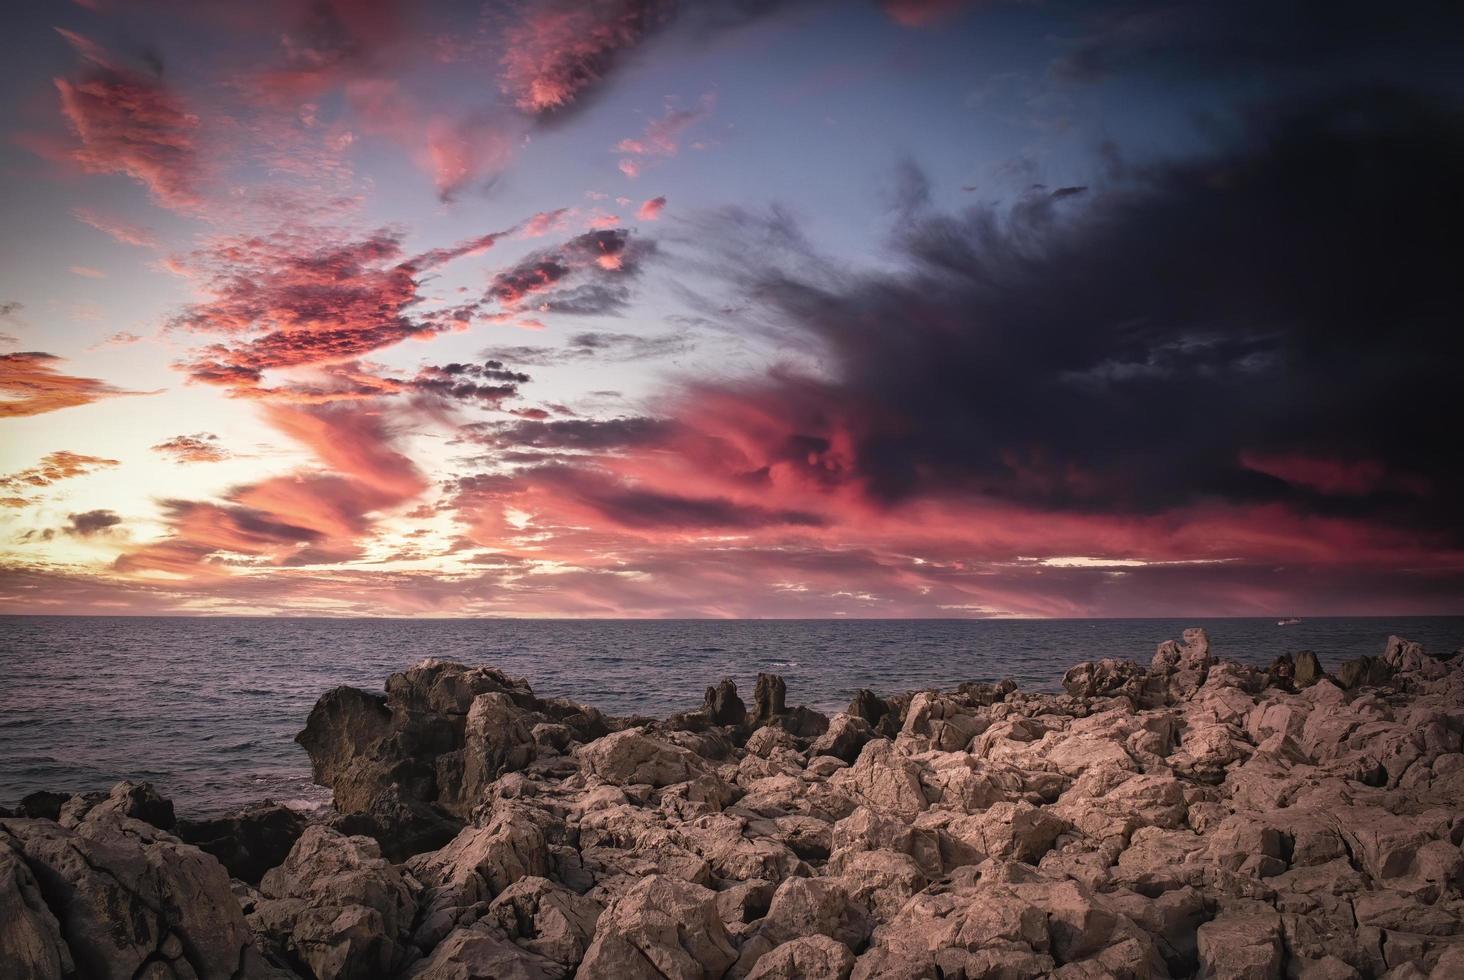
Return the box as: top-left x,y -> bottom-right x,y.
881,0 -> 971,27
637,195 -> 667,220
69,265 -> 107,279
53,34 -> 203,211
71,208 -> 160,249
498,0 -> 672,115
1239,451 -> 1432,497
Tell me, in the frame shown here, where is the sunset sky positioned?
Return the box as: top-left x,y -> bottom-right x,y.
1,0 -> 1461,617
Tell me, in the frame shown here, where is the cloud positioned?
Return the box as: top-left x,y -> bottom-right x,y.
665,88 -> 1464,540
0,352 -> 147,418
72,208 -> 160,249
120,401 -> 427,574
637,195 -> 667,220
0,451 -> 120,507
172,224 -> 517,392
69,265 -> 107,279
151,433 -> 231,463
880,0 -> 970,28
66,509 -> 122,537
614,94 -> 714,176
485,228 -> 653,315
53,33 -> 203,211
463,415 -> 673,452
498,0 -> 675,116
1050,0 -> 1464,84
482,329 -> 689,366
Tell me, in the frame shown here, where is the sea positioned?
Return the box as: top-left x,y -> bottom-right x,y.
2,616 -> 1460,817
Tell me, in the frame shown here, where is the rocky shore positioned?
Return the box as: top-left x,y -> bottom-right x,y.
3,630 -> 1463,979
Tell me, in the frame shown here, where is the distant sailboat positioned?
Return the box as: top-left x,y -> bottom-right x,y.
1277,617 -> 1303,626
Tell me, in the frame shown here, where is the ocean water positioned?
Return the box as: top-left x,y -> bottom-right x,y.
2,616 -> 1460,816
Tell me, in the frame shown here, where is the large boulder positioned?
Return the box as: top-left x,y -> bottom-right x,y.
0,807 -> 268,980
296,660 -> 555,856
576,729 -> 710,787
576,875 -> 737,979
176,801 -> 308,884
252,825 -> 420,980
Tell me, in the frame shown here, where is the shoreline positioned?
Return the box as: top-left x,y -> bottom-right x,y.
2,628 -> 1462,978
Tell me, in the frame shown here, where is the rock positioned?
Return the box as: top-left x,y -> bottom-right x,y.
1383,635 -> 1446,679
14,791 -> 70,821
482,875 -> 601,967
576,875 -> 737,980
946,800 -> 1067,864
577,729 -> 710,787
296,661 -> 553,854
1062,658 -> 1145,698
847,690 -> 891,727
175,801 -> 307,884
407,806 -> 551,949
406,921 -> 565,979
704,679 -> 748,727
328,785 -> 463,862
1294,651 -> 1323,687
755,674 -> 789,723
1336,655 -> 1394,690
1196,911 -> 1283,980
35,629 -> 1464,980
2,811 -> 262,980
811,713 -> 878,764
831,740 -> 928,819
253,825 -> 419,980
77,781 -> 176,831
0,834 -> 72,979
745,935 -> 856,980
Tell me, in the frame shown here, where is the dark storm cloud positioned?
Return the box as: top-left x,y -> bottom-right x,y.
688,88 -> 1464,540
463,416 -> 674,452
1051,0 -> 1464,84
527,465 -> 827,530
66,509 -> 123,537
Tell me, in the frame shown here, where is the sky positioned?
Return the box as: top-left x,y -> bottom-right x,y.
0,0 -> 1461,618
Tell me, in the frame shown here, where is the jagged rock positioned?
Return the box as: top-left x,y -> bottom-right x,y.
406,806 -> 551,949
79,781 -> 176,831
745,935 -> 856,980
176,800 -> 307,884
482,875 -> 601,967
14,791 -> 70,821
704,679 -> 748,727
253,825 -> 419,980
755,674 -> 789,723
810,713 -> 878,764
1336,655 -> 1394,690
405,921 -> 564,979
296,661 -> 554,856
328,786 -> 462,862
1196,911 -> 1283,979
1061,657 -> 1145,698
27,626 -> 1464,980
1,807 -> 266,980
1294,651 -> 1323,687
577,729 -> 710,786
576,875 -> 737,979
945,800 -> 1068,864
0,834 -> 73,979
831,740 -> 928,819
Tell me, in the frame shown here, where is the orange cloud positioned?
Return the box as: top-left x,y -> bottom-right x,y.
0,450 -> 120,506
0,352 -> 145,418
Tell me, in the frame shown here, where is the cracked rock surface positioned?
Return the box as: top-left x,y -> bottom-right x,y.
3,631 -> 1462,979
